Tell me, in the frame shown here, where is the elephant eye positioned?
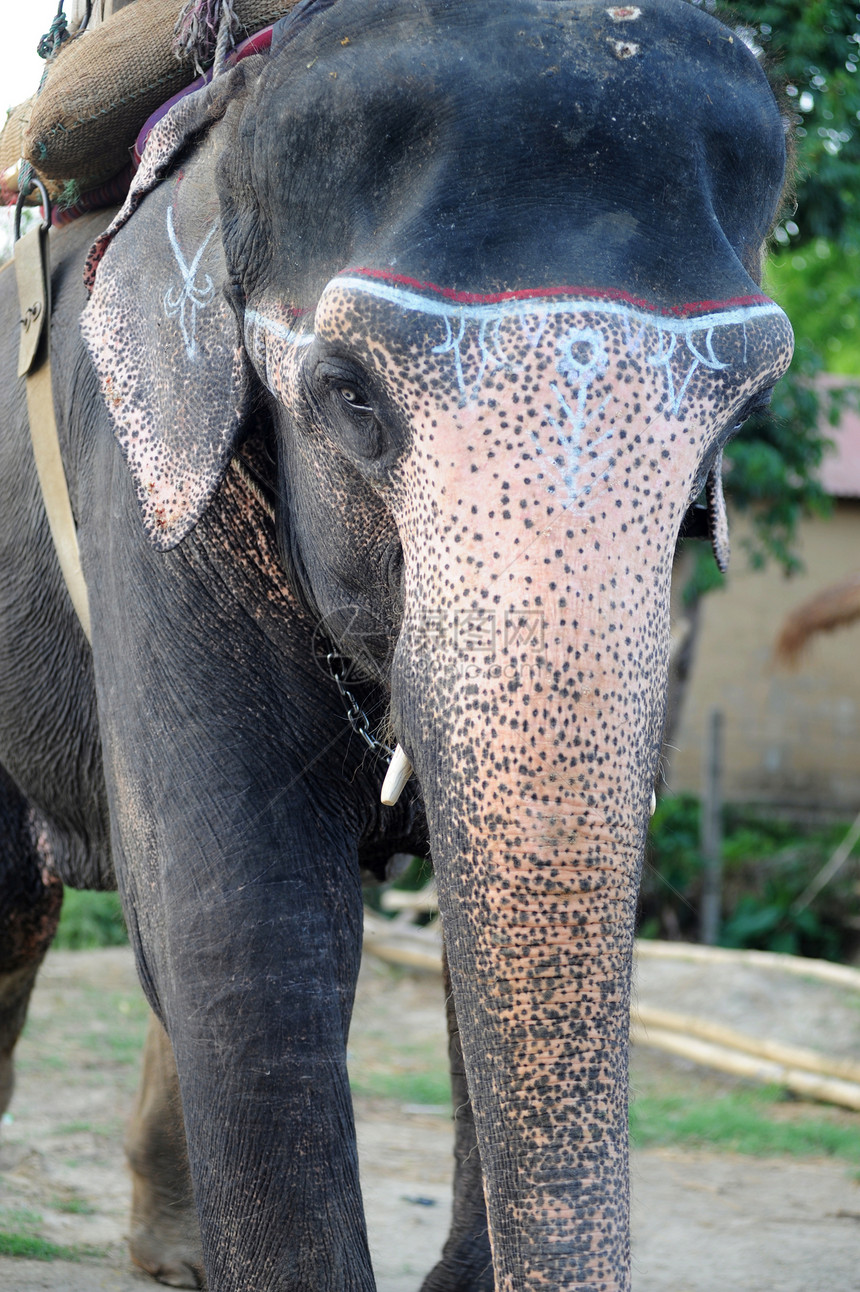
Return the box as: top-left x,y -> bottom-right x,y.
305,353 -> 386,460
336,384 -> 372,414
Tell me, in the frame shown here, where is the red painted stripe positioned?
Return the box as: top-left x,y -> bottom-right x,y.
344,268 -> 772,318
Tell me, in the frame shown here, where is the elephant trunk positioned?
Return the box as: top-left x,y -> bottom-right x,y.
437,813 -> 638,1289
393,556 -> 667,1289
364,288 -> 792,1288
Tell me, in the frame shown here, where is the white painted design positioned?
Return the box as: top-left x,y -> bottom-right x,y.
243,307 -> 313,398
328,275 -> 784,334
532,323 -> 614,501
609,39 -> 640,58
606,6 -> 642,19
244,308 -> 313,346
646,321 -> 730,418
163,206 -> 217,360
242,280 -> 789,506
329,275 -> 783,412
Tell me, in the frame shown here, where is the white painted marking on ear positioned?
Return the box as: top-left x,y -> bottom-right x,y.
163,206 -> 217,360
244,309 -> 314,346
243,308 -> 314,396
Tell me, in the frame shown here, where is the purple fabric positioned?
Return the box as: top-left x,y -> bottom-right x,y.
133,25 -> 275,165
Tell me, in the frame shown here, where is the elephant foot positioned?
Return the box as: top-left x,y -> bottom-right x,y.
128,1222 -> 205,1289
128,1146 -> 204,1290
126,1011 -> 205,1288
420,1248 -> 495,1292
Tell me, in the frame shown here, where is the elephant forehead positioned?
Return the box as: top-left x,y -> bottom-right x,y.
300,279 -> 790,582
310,280 -> 792,503
312,276 -> 792,412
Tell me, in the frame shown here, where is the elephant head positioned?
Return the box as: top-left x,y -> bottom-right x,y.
82,0 -> 792,1285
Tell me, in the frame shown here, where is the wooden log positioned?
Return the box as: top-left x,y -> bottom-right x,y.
634,939 -> 860,993
635,1005 -> 860,1086
364,917 -> 860,993
379,887 -> 439,914
363,910 -> 443,973
361,913 -> 860,1109
364,915 -> 860,994
630,1023 -> 860,1112
791,809 -> 860,915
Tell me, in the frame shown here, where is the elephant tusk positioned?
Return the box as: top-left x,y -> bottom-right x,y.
650,789 -> 657,816
381,745 -> 413,806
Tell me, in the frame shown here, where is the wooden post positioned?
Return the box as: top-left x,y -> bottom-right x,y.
699,708 -> 723,946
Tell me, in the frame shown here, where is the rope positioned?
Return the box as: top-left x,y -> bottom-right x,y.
174,0 -> 241,75
36,6 -> 70,63
18,1 -> 72,202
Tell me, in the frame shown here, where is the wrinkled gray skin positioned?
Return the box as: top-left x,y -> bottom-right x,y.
0,2 -> 793,1289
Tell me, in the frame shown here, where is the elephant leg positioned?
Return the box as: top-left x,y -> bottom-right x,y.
421,948 -> 493,1292
0,767 -> 63,1116
126,1010 -> 205,1290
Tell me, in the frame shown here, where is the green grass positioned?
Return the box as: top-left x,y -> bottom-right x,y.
54,1119 -> 122,1139
350,1069 -> 451,1106
0,1208 -> 42,1229
0,1232 -> 105,1261
353,1062 -> 860,1163
53,889 -> 128,950
630,1086 -> 860,1164
51,1198 -> 96,1216
0,1208 -> 105,1262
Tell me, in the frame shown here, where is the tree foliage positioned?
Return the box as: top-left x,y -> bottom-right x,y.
686,0 -> 860,579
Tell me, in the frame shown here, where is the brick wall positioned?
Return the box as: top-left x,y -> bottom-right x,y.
669,503 -> 860,813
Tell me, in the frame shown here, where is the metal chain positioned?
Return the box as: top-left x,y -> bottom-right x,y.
326,652 -> 393,761
227,460 -> 388,762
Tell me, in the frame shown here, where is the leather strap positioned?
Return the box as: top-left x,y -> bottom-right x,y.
15,224 -> 92,642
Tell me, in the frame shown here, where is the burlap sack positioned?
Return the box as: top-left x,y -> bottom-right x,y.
0,97 -> 122,205
21,0 -> 295,181
0,99 -> 33,185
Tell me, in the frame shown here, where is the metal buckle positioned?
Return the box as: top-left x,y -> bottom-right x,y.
15,174 -> 52,243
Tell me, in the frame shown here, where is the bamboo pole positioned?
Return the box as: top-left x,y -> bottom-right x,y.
699,708 -> 723,946
630,1023 -> 860,1112
366,908 -> 860,993
634,939 -> 860,993
791,809 -> 860,915
363,910 -> 443,973
361,913 -> 860,1108
635,1004 -> 860,1086
379,886 -> 439,914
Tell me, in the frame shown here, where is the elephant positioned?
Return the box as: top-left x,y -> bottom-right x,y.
0,0 -> 794,1288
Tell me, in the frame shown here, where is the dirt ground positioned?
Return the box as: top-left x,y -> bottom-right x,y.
1,946 -> 859,1292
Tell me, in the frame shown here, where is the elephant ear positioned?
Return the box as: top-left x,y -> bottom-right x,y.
81,67 -> 255,550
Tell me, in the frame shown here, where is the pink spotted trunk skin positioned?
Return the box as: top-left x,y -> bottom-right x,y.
397,492 -> 667,1289
317,282 -> 795,1288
